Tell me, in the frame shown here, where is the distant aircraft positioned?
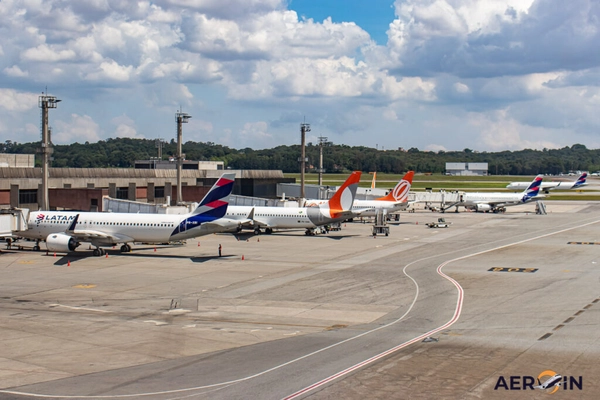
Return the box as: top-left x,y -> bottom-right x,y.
460,174 -> 543,213
506,172 -> 587,193
370,172 -> 377,189
226,171 -> 361,235
305,171 -> 414,218
535,374 -> 562,391
19,173 -> 239,255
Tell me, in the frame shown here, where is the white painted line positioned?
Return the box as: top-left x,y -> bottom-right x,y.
3,219 -> 598,399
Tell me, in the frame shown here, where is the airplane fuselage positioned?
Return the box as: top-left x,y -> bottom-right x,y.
21,211 -> 233,245
226,205 -> 345,229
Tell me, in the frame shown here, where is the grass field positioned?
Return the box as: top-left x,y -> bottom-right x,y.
283,173 -> 600,200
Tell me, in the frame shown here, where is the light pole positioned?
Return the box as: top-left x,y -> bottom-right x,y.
38,94 -> 61,210
317,135 -> 328,186
175,111 -> 191,205
299,123 -> 310,199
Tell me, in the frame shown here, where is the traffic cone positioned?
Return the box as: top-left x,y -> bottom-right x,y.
53,252 -> 56,257
105,253 -> 108,258
154,247 -> 157,252
198,242 -> 200,247
416,221 -> 418,225
257,238 -> 260,242
242,255 -> 245,260
67,260 -> 71,267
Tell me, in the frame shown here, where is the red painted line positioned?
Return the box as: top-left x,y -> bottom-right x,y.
283,260 -> 465,400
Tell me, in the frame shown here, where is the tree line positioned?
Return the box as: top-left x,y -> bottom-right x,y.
1,139 -> 597,175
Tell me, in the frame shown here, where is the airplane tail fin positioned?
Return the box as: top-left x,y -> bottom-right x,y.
323,171 -> 361,216
190,173 -> 236,220
521,174 -> 543,202
371,172 -> 377,189
572,172 -> 588,188
376,171 -> 415,202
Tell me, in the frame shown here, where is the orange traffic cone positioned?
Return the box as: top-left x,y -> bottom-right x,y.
53,252 -> 56,257
105,253 -> 108,258
198,242 -> 200,247
242,255 -> 245,260
257,238 -> 260,242
67,260 -> 71,267
416,221 -> 418,225
154,247 -> 157,252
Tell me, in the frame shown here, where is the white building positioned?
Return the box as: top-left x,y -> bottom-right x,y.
445,162 -> 488,176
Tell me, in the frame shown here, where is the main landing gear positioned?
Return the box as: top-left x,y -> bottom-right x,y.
120,244 -> 132,253
92,247 -> 105,257
33,240 -> 41,251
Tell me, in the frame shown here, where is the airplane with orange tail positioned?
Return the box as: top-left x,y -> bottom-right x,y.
305,171 -> 414,218
225,171 -> 362,235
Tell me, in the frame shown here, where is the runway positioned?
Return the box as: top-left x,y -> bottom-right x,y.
1,201 -> 599,399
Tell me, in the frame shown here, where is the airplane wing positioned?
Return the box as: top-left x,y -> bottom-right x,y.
65,215 -> 135,243
69,230 -> 135,244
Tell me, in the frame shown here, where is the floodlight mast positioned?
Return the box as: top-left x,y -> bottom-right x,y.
38,94 -> 60,210
317,135 -> 328,186
175,111 -> 191,205
300,123 -> 310,199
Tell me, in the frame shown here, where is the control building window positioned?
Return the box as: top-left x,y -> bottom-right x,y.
19,189 -> 38,204
116,187 -> 129,199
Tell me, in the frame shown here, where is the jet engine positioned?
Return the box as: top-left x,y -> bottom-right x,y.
46,233 -> 79,253
475,204 -> 492,212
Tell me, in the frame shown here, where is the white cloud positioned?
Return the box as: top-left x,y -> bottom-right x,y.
53,114 -> 101,144
111,114 -> 143,138
0,89 -> 38,111
21,44 -> 77,62
3,65 -> 29,78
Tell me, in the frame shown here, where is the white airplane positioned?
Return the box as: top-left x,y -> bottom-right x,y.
19,173 -> 239,256
226,171 -> 361,235
506,172 -> 587,193
460,174 -> 543,212
305,171 -> 415,217
535,374 -> 562,391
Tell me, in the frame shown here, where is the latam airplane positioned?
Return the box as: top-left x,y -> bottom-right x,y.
19,173 -> 239,256
460,174 -> 543,212
225,171 -> 361,235
506,172 -> 587,193
305,171 -> 415,217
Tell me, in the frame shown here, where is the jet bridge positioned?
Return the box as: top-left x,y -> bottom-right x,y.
411,190 -> 464,212
0,208 -> 29,242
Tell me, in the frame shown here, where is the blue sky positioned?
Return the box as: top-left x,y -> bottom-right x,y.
0,0 -> 599,153
291,0 -> 395,45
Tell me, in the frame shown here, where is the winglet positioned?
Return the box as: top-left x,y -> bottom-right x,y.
521,174 -> 543,202
191,173 -> 236,219
325,171 -> 361,215
376,171 -> 414,202
66,214 -> 79,232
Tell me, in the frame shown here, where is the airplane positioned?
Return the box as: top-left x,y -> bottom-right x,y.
506,172 -> 587,193
225,171 -> 361,235
459,174 -> 544,213
305,171 -> 415,218
18,173 -> 240,256
535,374 -> 562,391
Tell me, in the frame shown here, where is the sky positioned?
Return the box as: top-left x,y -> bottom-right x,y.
1,0 -> 599,153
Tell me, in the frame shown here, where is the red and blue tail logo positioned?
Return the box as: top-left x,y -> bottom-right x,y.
522,175 -> 543,202
573,172 -> 588,188
170,173 -> 235,236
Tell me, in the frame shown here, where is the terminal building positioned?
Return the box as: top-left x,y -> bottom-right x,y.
445,162 -> 488,176
0,154 -> 292,212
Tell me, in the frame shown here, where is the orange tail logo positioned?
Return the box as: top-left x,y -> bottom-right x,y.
327,171 -> 362,215
377,171 -> 414,202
